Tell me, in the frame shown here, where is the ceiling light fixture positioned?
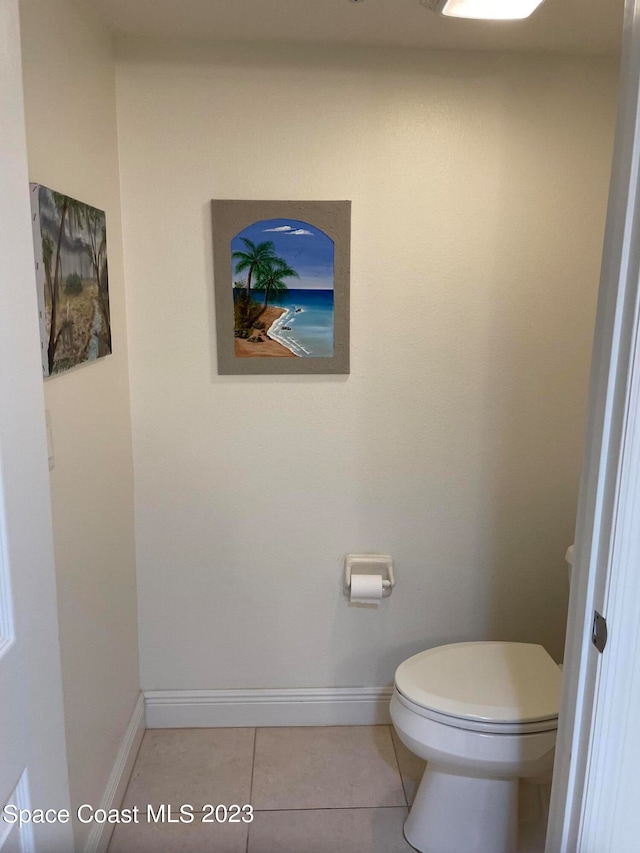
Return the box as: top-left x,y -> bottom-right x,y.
421,0 -> 546,20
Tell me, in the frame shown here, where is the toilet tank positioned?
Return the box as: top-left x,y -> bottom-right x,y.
565,545 -> 574,584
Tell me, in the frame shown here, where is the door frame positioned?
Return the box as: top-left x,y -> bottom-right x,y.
0,1 -> 73,850
547,0 -> 640,848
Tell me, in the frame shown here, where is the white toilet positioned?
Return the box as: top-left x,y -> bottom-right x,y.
390,641 -> 562,853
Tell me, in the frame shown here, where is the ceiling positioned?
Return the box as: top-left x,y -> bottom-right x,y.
87,0 -> 624,57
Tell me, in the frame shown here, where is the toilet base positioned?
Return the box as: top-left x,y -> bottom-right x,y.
404,766 -> 518,853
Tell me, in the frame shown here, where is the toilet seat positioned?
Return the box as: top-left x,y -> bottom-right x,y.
393,688 -> 558,734
394,641 -> 561,733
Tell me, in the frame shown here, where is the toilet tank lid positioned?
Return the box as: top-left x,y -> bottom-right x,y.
395,642 -> 562,724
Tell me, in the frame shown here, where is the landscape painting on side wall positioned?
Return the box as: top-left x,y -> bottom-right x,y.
30,184 -> 112,377
212,200 -> 350,375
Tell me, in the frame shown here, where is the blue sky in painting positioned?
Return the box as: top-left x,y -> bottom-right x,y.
231,218 -> 334,290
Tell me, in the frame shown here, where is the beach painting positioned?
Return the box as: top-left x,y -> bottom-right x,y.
232,219 -> 334,359
30,184 -> 111,377
212,200 -> 350,375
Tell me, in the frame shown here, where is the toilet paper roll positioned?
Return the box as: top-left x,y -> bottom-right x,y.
350,573 -> 384,604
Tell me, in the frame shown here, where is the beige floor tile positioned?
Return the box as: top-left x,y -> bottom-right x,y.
518,782 -> 550,853
108,814 -> 248,853
251,726 -> 406,810
518,815 -> 548,853
518,781 -> 543,824
390,729 -> 425,806
247,807 -> 412,853
122,728 -> 255,809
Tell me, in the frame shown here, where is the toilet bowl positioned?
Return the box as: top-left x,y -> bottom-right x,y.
390,641 -> 562,853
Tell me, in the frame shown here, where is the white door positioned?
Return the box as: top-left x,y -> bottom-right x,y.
547,0 -> 640,849
0,1 -> 73,851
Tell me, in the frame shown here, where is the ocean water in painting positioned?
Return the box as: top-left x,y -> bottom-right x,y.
231,218 -> 334,358
265,289 -> 334,357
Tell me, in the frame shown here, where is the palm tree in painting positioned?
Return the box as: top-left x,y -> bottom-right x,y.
48,192 -> 84,373
232,239 -> 276,306
255,258 -> 299,312
41,231 -> 54,307
84,204 -> 111,352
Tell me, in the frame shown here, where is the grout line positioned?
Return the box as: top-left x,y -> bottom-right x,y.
249,727 -> 258,802
246,727 -> 258,853
388,724 -> 409,808
132,803 -> 406,826
171,804 -> 411,816
249,805 -> 408,812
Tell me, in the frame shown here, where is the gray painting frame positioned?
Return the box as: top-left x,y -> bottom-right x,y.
212,199 -> 350,375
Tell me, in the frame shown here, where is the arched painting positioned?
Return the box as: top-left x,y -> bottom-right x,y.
232,219 -> 334,359
212,200 -> 350,375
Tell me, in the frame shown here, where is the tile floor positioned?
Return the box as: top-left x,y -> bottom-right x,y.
108,725 -> 549,853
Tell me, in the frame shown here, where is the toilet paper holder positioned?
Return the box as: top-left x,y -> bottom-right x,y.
344,554 -> 395,598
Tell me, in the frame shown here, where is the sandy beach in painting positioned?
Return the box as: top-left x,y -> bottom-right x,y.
234,306 -> 295,358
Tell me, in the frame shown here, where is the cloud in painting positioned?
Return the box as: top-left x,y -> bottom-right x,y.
234,218 -> 333,290
263,225 -> 314,236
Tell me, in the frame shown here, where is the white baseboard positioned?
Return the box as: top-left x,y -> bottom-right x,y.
144,687 -> 394,728
84,692 -> 145,853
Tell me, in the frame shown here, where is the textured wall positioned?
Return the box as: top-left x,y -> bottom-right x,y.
20,1 -> 140,847
115,39 -> 617,690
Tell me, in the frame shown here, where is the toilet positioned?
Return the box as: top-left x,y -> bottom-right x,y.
390,641 -> 562,853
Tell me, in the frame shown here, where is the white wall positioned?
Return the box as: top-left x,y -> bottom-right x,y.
115,39 -> 618,692
19,0 -> 140,847
0,2 -> 72,848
